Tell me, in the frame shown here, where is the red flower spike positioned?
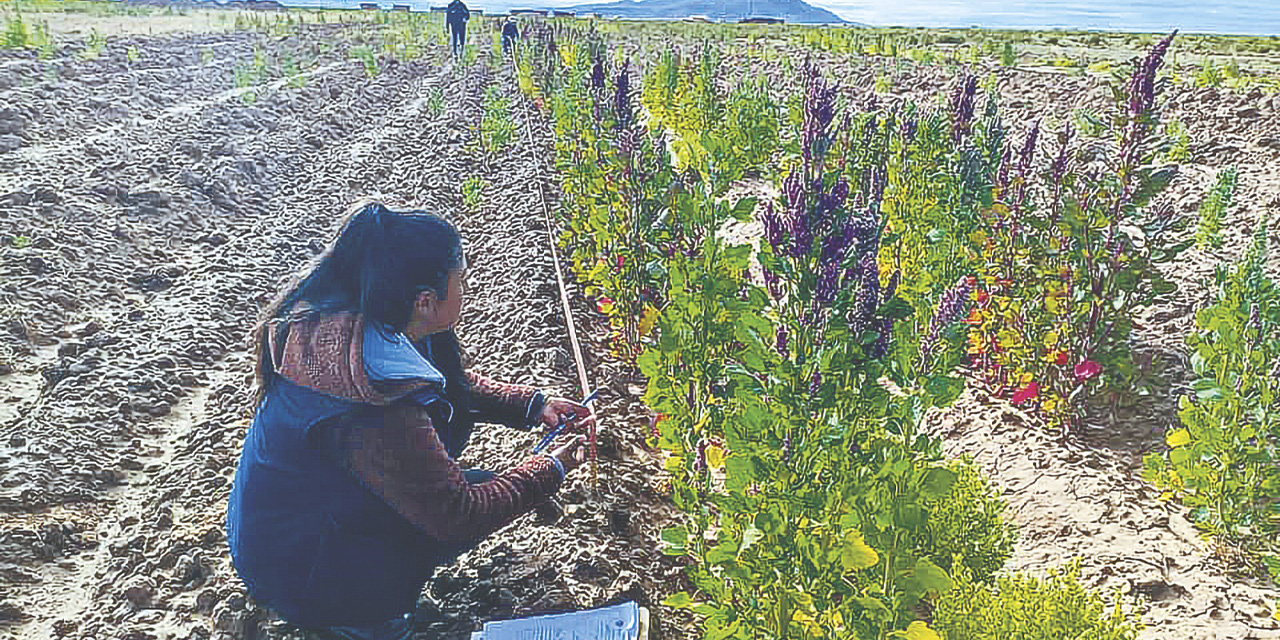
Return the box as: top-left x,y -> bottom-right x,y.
1074,359 -> 1102,381
1052,350 -> 1070,366
1011,381 -> 1040,405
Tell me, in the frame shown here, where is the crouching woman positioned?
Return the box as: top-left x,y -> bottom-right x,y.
226,202 -> 591,640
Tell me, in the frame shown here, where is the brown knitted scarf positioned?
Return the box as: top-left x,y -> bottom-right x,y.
267,312 -> 427,405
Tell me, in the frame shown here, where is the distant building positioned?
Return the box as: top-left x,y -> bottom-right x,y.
584,12 -> 601,18
510,8 -> 546,16
684,15 -> 711,22
392,4 -> 410,11
429,6 -> 447,12
360,2 -> 379,10
739,16 -> 784,24
552,9 -> 574,17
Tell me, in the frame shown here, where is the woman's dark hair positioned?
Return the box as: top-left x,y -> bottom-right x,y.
252,200 -> 468,405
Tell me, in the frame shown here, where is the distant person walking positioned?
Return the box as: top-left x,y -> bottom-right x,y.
501,17 -> 520,56
446,0 -> 470,59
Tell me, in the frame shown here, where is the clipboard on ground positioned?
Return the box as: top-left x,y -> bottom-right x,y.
468,600 -> 650,640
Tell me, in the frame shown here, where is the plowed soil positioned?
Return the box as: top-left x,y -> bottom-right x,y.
1,18 -> 1279,640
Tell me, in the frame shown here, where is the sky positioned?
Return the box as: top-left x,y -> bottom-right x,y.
285,0 -> 1280,35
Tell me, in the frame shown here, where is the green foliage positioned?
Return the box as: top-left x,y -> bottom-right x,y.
915,459 -> 1016,584
934,562 -> 1143,640
480,86 -> 516,153
515,21 -> 1177,640
1144,219 -> 1280,576
461,176 -> 487,211
1195,167 -> 1238,250
883,37 -> 1192,429
4,12 -> 28,48
350,45 -> 378,77
1164,119 -> 1192,162
80,27 -> 104,60
1195,57 -> 1223,87
425,86 -> 445,118
999,41 -> 1015,67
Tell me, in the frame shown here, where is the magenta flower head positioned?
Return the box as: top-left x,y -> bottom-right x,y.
1074,359 -> 1102,382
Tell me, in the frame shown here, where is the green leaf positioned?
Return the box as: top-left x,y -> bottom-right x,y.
911,558 -> 953,596
729,197 -> 758,222
924,375 -> 965,407
663,592 -> 695,609
920,467 -> 958,499
840,531 -> 880,571
1166,428 -> 1192,448
878,296 -> 916,321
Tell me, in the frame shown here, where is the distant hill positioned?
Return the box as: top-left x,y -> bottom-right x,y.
561,0 -> 848,24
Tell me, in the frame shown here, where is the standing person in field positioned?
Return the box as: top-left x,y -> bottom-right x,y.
446,0 -> 470,59
226,201 -> 594,640
501,17 -> 520,57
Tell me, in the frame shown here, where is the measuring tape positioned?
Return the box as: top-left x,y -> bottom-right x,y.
508,47 -> 599,492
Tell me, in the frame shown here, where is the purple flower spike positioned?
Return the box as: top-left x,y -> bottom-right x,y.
1129,32 -> 1176,119
922,276 -> 974,358
762,267 -> 783,300
590,55 -> 606,91
901,116 -> 918,142
614,61 -> 632,130
951,75 -> 978,143
1050,123 -> 1075,182
761,202 -> 787,248
1019,121 -> 1040,175
808,369 -> 823,396
816,262 -> 841,305
776,325 -> 790,357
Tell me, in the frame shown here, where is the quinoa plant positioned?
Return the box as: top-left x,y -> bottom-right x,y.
1144,219 -> 1280,576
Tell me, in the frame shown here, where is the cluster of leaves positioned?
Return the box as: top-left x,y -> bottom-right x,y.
480,85 -> 517,154
518,25 -> 1148,640
461,175 -> 487,211
933,561 -> 1142,640
3,11 -> 50,50
881,34 -> 1193,430
1195,167 -> 1238,250
1144,220 -> 1280,576
518,31 -> 1019,637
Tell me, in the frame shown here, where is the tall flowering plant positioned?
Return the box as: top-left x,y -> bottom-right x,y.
965,33 -> 1190,429
654,63 -> 980,640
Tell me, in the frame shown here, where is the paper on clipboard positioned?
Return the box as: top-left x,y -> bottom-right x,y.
468,601 -> 649,640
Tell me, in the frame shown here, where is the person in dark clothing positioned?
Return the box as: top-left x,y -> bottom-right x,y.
501,17 -> 519,56
446,0 -> 470,59
226,201 -> 595,640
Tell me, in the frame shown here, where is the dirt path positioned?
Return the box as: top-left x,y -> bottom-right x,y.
0,25 -> 679,640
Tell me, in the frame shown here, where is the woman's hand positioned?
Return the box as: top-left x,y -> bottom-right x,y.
538,396 -> 598,435
549,435 -> 588,474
